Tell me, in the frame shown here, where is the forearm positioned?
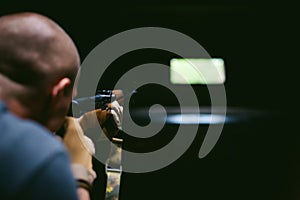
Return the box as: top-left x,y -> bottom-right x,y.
77,188 -> 90,200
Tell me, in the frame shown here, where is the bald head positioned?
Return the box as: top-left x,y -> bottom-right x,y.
0,12 -> 80,131
0,12 -> 79,88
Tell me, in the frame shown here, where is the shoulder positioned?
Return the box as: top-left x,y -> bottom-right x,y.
0,104 -> 66,157
0,103 -> 71,198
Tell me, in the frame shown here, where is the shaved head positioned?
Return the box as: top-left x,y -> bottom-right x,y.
0,12 -> 80,131
0,12 -> 79,88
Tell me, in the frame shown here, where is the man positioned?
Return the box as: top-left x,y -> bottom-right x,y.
0,12 -> 121,200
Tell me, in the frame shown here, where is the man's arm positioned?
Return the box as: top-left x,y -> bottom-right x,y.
61,100 -> 124,200
77,188 -> 90,200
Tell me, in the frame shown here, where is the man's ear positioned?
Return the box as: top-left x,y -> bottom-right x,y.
51,78 -> 72,97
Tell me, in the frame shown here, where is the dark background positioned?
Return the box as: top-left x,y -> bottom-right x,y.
1,1 -> 298,199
